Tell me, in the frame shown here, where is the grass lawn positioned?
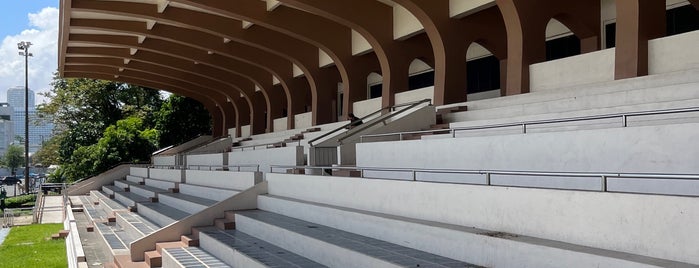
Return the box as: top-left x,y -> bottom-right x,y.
0,224 -> 67,268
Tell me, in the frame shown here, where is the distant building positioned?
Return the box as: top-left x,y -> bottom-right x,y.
0,103 -> 13,155
6,86 -> 53,153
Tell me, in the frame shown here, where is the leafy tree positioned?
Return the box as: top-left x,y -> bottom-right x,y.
37,75 -> 162,161
3,145 -> 25,175
32,135 -> 61,166
156,95 -> 211,146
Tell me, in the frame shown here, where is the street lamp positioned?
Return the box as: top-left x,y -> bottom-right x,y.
18,41 -> 32,194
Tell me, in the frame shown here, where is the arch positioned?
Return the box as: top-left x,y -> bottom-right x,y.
466,42 -> 503,100
407,58 -> 435,91
544,18 -> 581,61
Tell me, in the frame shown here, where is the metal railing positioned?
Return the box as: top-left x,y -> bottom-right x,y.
150,164 -> 260,172
308,99 -> 432,146
231,139 -> 302,151
360,106 -> 699,142
270,165 -> 699,197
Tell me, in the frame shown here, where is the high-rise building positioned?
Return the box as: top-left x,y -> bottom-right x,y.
7,86 -> 35,111
6,86 -> 52,153
0,103 -> 13,155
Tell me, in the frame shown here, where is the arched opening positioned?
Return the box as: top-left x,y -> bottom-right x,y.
466,42 -> 502,101
367,72 -> 383,99
545,18 -> 581,61
407,58 -> 435,90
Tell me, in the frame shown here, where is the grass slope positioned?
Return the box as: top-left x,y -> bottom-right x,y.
0,224 -> 67,268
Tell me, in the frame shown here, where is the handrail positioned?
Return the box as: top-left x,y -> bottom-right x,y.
360,106 -> 699,142
231,139 -> 302,151
185,164 -> 260,172
308,98 -> 432,146
270,165 -> 699,197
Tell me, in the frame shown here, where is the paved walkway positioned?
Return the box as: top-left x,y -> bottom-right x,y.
39,195 -> 64,224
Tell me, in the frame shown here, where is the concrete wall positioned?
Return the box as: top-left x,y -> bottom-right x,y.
395,86 -> 433,105
228,146 -> 304,173
265,174 -> 699,264
352,97 -> 382,118
357,122 -> 699,174
649,30 -> 699,75
273,117 -> 288,132
130,167 -> 148,177
530,48 -> 616,92
393,4 -> 423,40
148,168 -> 183,183
294,112 -> 312,130
241,125 -> 251,138
450,0 -> 495,18
153,156 -> 176,166
185,170 -> 261,190
186,153 -> 225,169
352,29 -> 372,56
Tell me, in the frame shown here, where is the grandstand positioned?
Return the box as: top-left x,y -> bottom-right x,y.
57,0 -> 698,267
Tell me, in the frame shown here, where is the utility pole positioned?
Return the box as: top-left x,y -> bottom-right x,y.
18,41 -> 32,194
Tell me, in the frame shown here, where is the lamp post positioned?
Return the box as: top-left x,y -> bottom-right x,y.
18,41 -> 32,194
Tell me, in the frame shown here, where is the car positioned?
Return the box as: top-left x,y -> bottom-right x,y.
0,176 -> 21,185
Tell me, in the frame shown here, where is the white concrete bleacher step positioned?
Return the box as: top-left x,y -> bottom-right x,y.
161,247 -> 231,268
197,226 -> 326,268
234,210 -> 481,268
157,192 -> 218,214
447,81 -> 699,123
89,190 -> 127,219
101,185 -> 124,197
113,191 -> 151,209
136,201 -> 191,227
457,68 -> 699,112
257,195 -> 696,268
115,211 -> 161,239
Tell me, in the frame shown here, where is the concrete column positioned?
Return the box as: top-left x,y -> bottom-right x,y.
614,0 -> 666,79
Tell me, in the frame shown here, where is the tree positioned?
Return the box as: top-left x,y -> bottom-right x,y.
3,145 -> 25,175
32,135 -> 61,166
156,95 -> 211,146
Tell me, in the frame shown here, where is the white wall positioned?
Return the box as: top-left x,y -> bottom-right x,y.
352,97 -> 382,118
153,155 -> 176,166
294,112 -> 312,130
273,117 -> 288,132
352,29 -> 372,56
450,0 -> 495,18
530,48 -> 616,92
357,122 -> 699,174
228,146 -> 304,174
649,30 -> 699,75
395,86 -> 434,105
241,125 -> 251,137
185,170 -> 261,190
148,168 -> 183,183
393,4 -> 423,40
130,167 -> 148,177
186,153 -> 225,169
265,174 -> 699,264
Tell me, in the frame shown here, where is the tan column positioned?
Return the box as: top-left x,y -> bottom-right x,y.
614,0 -> 666,79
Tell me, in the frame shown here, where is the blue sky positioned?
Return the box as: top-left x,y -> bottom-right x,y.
0,0 -> 59,104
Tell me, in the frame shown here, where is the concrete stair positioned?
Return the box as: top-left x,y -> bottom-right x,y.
233,210 -> 480,268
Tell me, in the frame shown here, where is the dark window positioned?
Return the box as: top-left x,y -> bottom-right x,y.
408,70 -> 435,90
546,34 -> 581,61
467,55 -> 501,94
667,5 -> 699,36
605,23 -> 616,48
369,84 -> 382,99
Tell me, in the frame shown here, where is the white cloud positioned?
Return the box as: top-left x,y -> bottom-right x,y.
0,7 -> 58,105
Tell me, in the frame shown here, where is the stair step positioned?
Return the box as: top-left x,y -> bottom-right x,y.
235,210 -> 479,268
144,250 -> 161,267
181,235 -> 199,247
161,247 -> 230,268
156,241 -> 186,254
198,227 -> 325,267
113,254 -> 149,268
214,218 -> 235,230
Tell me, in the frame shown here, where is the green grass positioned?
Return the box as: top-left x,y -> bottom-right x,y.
0,224 -> 67,268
